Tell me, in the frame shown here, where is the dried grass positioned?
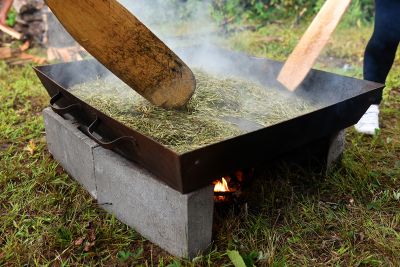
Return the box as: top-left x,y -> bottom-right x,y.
70,69 -> 317,153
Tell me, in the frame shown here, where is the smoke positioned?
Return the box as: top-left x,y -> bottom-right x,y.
46,0 -> 357,109
117,0 -> 290,87
47,1 -> 327,101
44,0 -> 281,84
115,1 -> 369,105
44,9 -> 76,48
117,1 -> 227,70
117,0 -> 215,44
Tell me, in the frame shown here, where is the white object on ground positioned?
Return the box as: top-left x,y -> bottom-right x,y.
354,104 -> 380,135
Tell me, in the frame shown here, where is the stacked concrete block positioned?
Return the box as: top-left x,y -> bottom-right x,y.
43,108 -> 345,258
43,108 -> 214,258
94,148 -> 214,258
43,109 -> 99,199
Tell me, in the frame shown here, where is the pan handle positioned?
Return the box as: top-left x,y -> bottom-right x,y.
50,92 -> 81,114
81,116 -> 137,150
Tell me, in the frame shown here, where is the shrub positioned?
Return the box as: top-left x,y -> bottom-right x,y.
211,0 -> 375,25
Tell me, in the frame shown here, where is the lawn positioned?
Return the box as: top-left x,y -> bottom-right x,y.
1,19 -> 400,266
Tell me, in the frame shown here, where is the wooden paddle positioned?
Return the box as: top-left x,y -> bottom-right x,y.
45,0 -> 195,109
277,0 -> 352,91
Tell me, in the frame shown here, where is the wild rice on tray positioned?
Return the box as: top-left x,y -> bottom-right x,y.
70,69 -> 317,153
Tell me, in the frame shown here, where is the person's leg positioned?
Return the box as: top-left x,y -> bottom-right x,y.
363,32 -> 399,107
356,0 -> 400,135
364,34 -> 399,85
357,35 -> 398,135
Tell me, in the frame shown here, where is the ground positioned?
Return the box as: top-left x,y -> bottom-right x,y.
0,20 -> 400,266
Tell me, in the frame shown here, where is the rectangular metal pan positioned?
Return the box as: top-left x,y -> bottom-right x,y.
34,49 -> 384,193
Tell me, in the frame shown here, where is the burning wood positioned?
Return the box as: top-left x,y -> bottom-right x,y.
214,177 -> 234,202
214,177 -> 230,193
213,169 -> 256,204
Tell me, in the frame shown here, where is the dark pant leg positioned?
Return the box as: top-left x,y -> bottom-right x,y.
364,33 -> 399,84
364,0 -> 400,104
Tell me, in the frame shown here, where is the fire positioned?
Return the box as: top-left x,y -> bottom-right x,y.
213,170 -> 250,203
214,177 -> 230,192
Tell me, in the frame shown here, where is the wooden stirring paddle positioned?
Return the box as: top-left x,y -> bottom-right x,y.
277,0 -> 352,91
45,0 -> 195,109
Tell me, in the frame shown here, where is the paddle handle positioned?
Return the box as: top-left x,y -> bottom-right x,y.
277,0 -> 352,91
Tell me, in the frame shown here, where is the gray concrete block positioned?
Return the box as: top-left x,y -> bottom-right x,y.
94,148 -> 214,259
43,108 -> 215,258
43,108 -> 99,199
327,130 -> 346,168
42,107 -> 346,259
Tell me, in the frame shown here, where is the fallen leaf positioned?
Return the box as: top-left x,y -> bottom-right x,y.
83,241 -> 95,252
74,237 -> 85,246
88,230 -> 96,242
20,41 -> 30,51
55,165 -> 64,175
24,139 -> 36,155
87,222 -> 96,242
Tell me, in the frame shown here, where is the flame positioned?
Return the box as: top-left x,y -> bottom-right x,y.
214,177 -> 230,192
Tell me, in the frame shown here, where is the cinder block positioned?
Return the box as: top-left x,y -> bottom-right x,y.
43,108 -> 99,198
327,130 -> 345,168
43,108 -> 215,259
94,148 -> 214,259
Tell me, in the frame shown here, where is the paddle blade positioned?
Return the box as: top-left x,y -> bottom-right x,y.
277,0 -> 351,91
45,0 -> 196,109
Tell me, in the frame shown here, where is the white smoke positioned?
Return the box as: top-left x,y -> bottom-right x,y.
117,0 -> 216,46
117,0 -> 243,75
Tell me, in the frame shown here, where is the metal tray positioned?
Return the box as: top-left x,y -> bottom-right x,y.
34,50 -> 383,193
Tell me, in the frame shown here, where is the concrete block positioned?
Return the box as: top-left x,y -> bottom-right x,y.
43,108 -> 99,199
42,108 -> 346,259
43,108 -> 215,258
94,148 -> 214,259
327,130 -> 345,168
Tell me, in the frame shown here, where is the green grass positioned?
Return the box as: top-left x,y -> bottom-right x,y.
1,21 -> 400,266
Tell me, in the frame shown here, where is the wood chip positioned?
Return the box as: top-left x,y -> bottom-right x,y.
0,24 -> 23,40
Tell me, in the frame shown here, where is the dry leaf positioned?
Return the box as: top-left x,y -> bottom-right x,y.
24,140 -> 36,155
88,230 -> 96,242
87,222 -> 96,242
74,237 -> 85,246
83,241 -> 95,252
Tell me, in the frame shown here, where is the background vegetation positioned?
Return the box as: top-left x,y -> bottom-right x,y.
211,0 -> 374,24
